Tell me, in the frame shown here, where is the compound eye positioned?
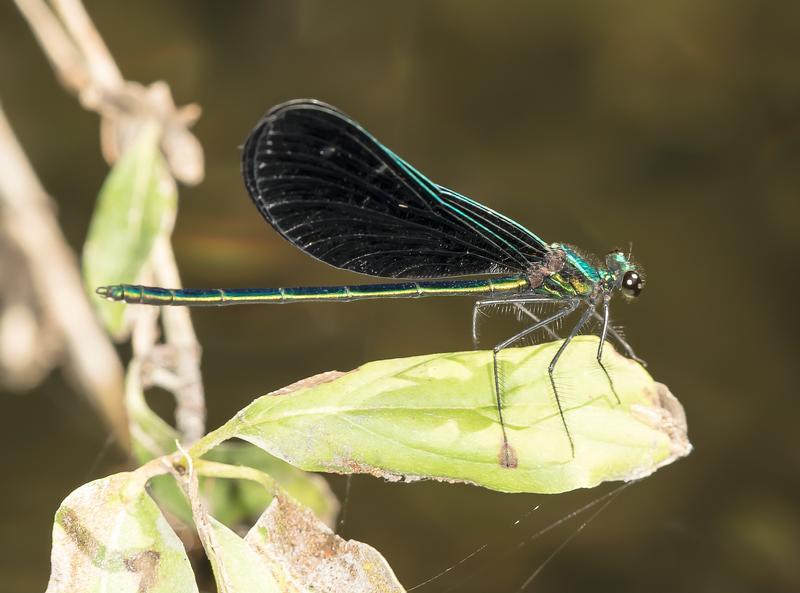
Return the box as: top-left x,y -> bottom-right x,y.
621,271 -> 644,298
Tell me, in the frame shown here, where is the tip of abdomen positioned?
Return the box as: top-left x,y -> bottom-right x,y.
95,285 -> 125,301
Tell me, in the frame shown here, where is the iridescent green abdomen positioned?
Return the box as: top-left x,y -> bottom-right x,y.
97,275 -> 531,307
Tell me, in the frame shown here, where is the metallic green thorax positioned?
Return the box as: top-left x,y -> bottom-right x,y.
533,244 -> 598,299
559,244 -> 601,283
536,244 -> 639,298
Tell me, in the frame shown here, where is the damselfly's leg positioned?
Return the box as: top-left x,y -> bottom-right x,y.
590,309 -> 646,366
471,301 -> 483,348
596,298 -> 621,405
547,300 -> 597,459
514,303 -> 561,340
491,299 -> 580,468
472,297 -> 563,348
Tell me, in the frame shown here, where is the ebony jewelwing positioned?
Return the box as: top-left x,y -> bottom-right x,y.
98,99 -> 646,464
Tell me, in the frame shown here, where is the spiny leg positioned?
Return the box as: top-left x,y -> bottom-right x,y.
472,296 -> 565,348
596,298 -> 621,405
471,300 -> 484,348
513,303 -> 561,340
547,300 -> 597,459
492,300 -> 579,468
590,309 -> 646,366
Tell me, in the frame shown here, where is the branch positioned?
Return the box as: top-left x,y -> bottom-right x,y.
0,104 -> 128,445
14,0 -> 207,445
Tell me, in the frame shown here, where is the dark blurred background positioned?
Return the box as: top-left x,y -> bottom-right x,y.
1,1 -> 799,592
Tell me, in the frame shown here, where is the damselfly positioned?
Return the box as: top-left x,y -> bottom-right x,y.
98,99 -> 646,465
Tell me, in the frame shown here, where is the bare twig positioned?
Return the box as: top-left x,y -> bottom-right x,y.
0,236 -> 63,392
13,0 -> 207,444
14,0 -> 90,92
0,105 -> 128,444
151,237 -> 206,443
51,0 -> 122,88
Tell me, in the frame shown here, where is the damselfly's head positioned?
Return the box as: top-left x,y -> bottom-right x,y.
604,250 -> 644,299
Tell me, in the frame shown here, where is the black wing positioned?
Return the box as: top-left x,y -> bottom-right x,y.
242,99 -> 550,279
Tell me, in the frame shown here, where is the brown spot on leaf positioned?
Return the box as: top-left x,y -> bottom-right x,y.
58,507 -> 102,560
269,370 -> 346,396
57,507 -> 162,592
499,442 -> 518,469
125,549 -> 161,593
246,493 -> 405,592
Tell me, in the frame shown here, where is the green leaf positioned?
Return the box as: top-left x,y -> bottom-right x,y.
125,359 -> 195,525
244,493 -> 404,593
204,443 -> 340,528
127,360 -> 181,462
45,464 -> 197,593
45,455 -> 401,593
199,516 -> 282,593
193,336 -> 691,494
82,122 -> 177,337
126,360 -> 339,528
189,484 -> 399,593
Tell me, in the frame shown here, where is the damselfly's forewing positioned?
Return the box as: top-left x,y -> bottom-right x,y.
242,100 -> 550,279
